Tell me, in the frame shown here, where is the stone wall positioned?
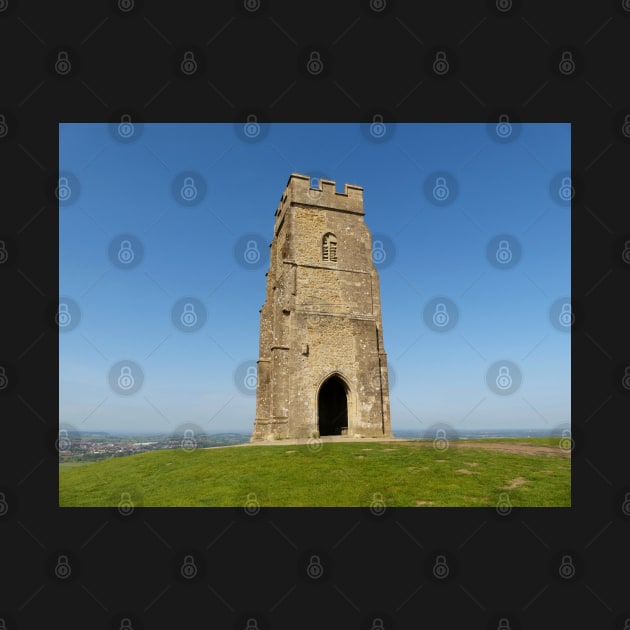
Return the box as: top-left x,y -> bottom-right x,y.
252,173 -> 391,441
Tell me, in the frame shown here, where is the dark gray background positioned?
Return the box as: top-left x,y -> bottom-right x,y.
1,0 -> 629,628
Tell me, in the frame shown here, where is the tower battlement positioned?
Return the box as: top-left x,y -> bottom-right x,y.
275,173 -> 364,219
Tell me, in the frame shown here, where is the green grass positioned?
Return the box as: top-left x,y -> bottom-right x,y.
59,439 -> 570,508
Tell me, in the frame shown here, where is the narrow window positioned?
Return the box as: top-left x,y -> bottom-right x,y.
322,233 -> 337,262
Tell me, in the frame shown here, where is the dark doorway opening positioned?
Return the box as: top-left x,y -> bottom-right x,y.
318,375 -> 348,436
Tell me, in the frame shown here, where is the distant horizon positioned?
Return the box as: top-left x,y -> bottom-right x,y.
60,425 -> 570,436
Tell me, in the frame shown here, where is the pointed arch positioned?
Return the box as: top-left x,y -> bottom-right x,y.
317,373 -> 348,436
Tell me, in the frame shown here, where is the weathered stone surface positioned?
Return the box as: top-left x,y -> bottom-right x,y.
251,173 -> 392,441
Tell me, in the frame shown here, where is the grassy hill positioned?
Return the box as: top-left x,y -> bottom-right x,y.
58,438 -> 570,508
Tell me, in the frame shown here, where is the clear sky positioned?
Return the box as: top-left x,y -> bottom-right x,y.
59,121 -> 570,437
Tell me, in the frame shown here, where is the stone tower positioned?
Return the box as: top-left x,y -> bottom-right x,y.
251,173 -> 392,441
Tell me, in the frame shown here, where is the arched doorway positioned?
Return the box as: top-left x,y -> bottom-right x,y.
318,375 -> 348,436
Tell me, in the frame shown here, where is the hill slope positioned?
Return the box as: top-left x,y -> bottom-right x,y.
59,439 -> 570,508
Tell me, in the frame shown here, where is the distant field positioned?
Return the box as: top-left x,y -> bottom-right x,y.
59,438 -> 570,508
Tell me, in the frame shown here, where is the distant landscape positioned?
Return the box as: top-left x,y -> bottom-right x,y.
56,428 -> 563,463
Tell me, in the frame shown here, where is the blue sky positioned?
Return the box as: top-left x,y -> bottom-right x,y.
59,121 -> 570,436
